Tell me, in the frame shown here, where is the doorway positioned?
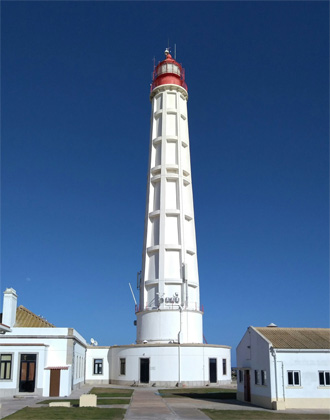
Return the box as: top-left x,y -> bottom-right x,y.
49,369 -> 61,396
19,354 -> 37,392
209,358 -> 217,383
140,358 -> 149,384
244,369 -> 251,402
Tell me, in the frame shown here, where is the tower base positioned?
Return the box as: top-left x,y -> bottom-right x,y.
86,343 -> 231,387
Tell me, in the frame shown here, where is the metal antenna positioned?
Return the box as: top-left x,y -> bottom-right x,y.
129,283 -> 137,306
151,56 -> 156,81
174,44 -> 177,60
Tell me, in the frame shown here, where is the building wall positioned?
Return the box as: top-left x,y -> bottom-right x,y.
108,344 -> 231,386
270,350 -> 330,409
85,347 -> 110,384
236,327 -> 272,408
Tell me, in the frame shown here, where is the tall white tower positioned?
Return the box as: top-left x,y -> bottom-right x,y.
136,49 -> 203,345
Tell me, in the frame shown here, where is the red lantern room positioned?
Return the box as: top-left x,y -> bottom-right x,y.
151,49 -> 187,92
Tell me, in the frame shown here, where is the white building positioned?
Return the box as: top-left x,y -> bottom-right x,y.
0,288 -> 86,397
236,325 -> 330,410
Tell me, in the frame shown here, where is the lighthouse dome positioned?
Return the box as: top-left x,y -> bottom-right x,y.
151,49 -> 187,91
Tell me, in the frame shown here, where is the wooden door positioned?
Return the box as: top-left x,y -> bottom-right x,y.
244,369 -> 251,402
49,369 -> 60,397
19,354 -> 36,392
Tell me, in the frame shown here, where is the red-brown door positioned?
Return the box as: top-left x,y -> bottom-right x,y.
49,369 -> 60,397
244,370 -> 251,402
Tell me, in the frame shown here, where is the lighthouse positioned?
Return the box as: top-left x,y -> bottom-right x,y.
97,50 -> 231,387
136,49 -> 203,345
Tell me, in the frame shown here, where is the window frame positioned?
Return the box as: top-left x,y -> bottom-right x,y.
319,371 -> 330,386
93,358 -> 103,375
0,353 -> 13,380
287,370 -> 301,386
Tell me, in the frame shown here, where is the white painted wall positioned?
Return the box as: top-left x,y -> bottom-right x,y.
108,344 -> 231,386
85,347 -> 110,384
237,327 -> 330,410
136,309 -> 203,344
271,350 -> 330,403
236,326 -> 272,403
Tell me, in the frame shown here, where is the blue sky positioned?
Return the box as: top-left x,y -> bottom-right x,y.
1,1 -> 328,363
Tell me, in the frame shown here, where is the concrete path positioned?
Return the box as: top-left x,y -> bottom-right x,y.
1,385 -> 329,419
0,396 -> 43,419
125,388 -> 208,420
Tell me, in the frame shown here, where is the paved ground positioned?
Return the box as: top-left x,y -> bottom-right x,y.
1,385 -> 329,419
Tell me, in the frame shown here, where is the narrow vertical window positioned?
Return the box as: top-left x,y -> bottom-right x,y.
120,358 -> 126,375
222,359 -> 227,375
261,370 -> 267,385
239,370 -> 243,383
254,370 -> 259,385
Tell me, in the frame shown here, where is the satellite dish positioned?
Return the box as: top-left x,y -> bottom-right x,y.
90,338 -> 95,344
94,341 -> 98,346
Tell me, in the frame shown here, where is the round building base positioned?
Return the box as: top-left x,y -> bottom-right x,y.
108,343 -> 231,386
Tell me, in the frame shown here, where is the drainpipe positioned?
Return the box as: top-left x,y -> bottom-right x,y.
178,306 -> 183,386
280,361 -> 285,402
84,347 -> 87,385
270,347 -> 278,404
71,341 -> 76,391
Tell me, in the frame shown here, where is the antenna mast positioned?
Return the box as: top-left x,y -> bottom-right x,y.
129,283 -> 137,306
